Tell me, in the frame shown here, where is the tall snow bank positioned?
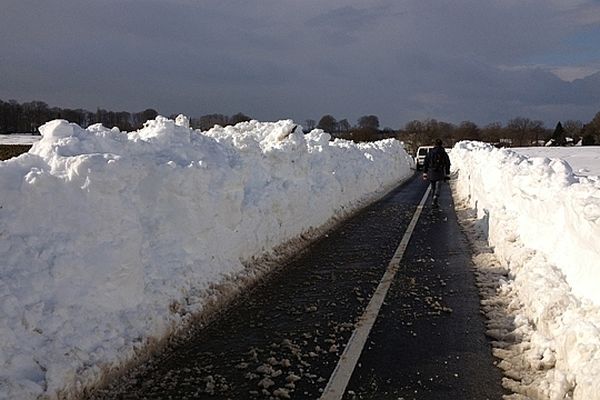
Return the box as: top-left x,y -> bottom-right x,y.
452,141 -> 600,304
0,117 -> 413,399
452,141 -> 600,399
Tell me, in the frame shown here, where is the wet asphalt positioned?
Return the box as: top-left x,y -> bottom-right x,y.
89,174 -> 505,400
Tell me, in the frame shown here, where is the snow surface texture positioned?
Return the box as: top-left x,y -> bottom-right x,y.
0,134 -> 41,145
514,146 -> 600,178
0,117 -> 414,399
452,141 -> 600,399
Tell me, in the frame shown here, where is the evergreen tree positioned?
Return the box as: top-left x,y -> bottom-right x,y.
552,121 -> 566,146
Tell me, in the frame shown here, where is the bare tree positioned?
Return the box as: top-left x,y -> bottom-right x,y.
304,119 -> 316,131
422,119 -> 449,144
404,119 -> 455,149
453,121 -> 480,142
357,115 -> 379,130
481,122 -> 504,143
531,120 -> 547,145
562,120 -> 583,143
229,112 -> 252,125
199,113 -> 228,130
338,119 -> 351,133
317,114 -> 337,133
506,117 -> 545,146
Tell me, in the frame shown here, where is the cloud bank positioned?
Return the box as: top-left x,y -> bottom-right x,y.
1,0 -> 599,127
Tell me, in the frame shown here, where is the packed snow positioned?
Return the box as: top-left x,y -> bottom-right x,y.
451,142 -> 600,399
0,116 -> 414,399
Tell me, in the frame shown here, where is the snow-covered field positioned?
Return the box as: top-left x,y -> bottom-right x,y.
0,134 -> 41,145
0,117 -> 414,399
451,142 -> 600,399
514,146 -> 600,178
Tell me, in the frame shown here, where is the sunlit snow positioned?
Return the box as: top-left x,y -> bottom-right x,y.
452,142 -> 600,399
2,123 -> 600,399
0,117 -> 413,399
0,134 -> 41,145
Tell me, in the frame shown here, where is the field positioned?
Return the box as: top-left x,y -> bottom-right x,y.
0,145 -> 32,161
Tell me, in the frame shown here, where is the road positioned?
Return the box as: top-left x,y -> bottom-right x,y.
89,174 -> 506,400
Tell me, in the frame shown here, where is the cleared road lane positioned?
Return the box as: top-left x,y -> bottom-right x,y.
89,175 -> 505,399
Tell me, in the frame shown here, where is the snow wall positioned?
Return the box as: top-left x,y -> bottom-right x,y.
451,141 -> 600,305
0,116 -> 414,399
452,141 -> 600,399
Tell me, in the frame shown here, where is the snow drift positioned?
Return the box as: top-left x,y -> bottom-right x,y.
452,141 -> 600,399
0,116 -> 413,399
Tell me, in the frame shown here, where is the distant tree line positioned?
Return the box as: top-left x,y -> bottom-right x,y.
310,114 -> 393,142
3,98 -> 600,151
309,112 -> 600,153
188,112 -> 252,130
0,98 -> 159,133
398,115 -> 600,151
0,98 -> 252,134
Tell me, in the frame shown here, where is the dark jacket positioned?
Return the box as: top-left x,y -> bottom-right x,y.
423,146 -> 451,182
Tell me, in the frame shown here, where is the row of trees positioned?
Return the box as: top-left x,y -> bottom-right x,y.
190,112 -> 252,130
0,99 -> 160,133
401,115 -> 600,150
310,114 -> 398,142
308,113 -> 600,151
3,98 -> 600,149
0,99 -> 252,134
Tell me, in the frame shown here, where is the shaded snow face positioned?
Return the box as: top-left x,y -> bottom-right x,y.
451,141 -> 600,399
0,116 -> 413,398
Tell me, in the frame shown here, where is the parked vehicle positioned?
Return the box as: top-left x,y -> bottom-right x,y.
415,146 -> 433,170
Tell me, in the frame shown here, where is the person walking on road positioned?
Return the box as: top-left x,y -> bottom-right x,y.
423,139 -> 451,206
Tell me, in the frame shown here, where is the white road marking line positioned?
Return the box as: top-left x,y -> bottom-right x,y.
320,185 -> 431,400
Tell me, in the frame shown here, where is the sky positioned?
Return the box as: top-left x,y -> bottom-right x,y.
1,0 -> 600,129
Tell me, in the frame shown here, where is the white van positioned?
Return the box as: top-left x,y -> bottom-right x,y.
415,146 -> 433,170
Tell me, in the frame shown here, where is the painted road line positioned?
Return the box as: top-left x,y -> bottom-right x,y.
320,185 -> 431,400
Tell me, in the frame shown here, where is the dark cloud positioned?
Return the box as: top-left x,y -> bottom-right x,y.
304,5 -> 397,45
1,0 -> 600,128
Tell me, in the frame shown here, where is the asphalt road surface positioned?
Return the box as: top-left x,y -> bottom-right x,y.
89,174 -> 506,400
